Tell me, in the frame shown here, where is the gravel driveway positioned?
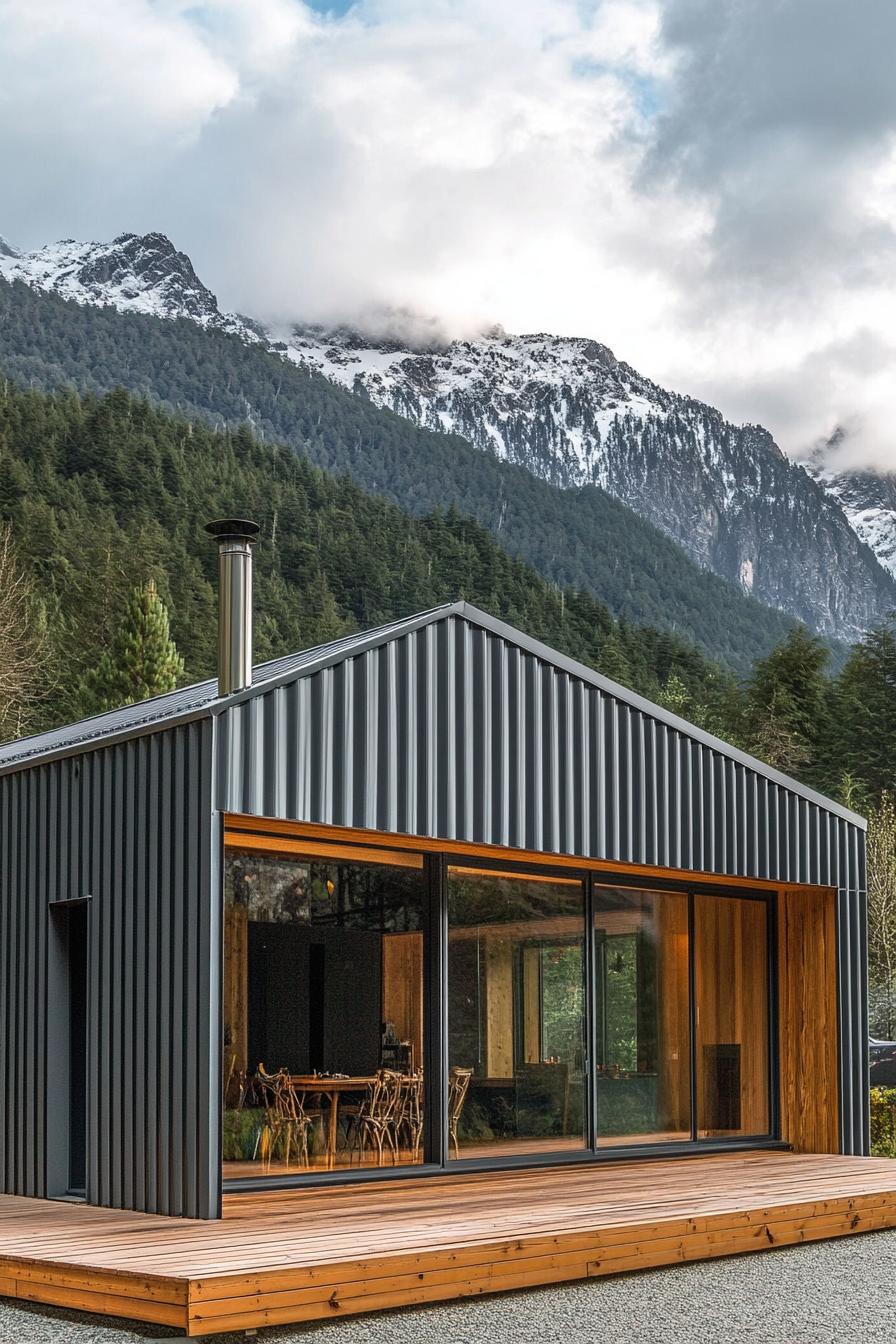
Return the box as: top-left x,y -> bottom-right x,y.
2,1231 -> 894,1344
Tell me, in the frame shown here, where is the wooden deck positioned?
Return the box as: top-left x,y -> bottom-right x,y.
2,1152 -> 896,1336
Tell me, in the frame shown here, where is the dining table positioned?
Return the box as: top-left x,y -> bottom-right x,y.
290,1075 -> 376,1167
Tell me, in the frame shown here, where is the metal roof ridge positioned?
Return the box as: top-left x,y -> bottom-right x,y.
0,604 -> 465,773
0,599 -> 868,828
208,602 -> 467,710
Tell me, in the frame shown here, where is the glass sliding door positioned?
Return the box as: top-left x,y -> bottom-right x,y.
694,894 -> 770,1138
593,887 -> 691,1146
220,832 -> 777,1185
447,867 -> 587,1159
222,846 -> 426,1178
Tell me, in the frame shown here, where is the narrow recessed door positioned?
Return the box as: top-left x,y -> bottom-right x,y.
67,904 -> 88,1195
693,894 -> 770,1139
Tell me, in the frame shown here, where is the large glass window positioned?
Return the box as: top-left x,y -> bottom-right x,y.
695,894 -> 770,1137
593,887 -> 691,1145
221,835 -> 776,1183
223,847 -> 426,1177
447,867 -> 587,1159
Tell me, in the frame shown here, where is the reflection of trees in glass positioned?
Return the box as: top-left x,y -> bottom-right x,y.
448,874 -> 582,927
605,934 -> 638,1071
224,850 -> 422,930
225,853 -> 312,921
541,945 -> 584,1064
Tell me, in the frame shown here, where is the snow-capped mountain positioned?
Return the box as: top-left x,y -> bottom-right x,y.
277,324 -> 669,490
0,232 -> 254,339
808,441 -> 896,580
2,230 -> 894,641
277,323 -> 895,639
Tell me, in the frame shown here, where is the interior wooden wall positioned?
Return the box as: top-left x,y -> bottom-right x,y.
223,905 -> 248,1100
778,885 -> 840,1154
657,897 -> 691,1133
694,896 -> 769,1136
484,940 -> 515,1078
522,948 -> 541,1063
382,932 -> 424,1072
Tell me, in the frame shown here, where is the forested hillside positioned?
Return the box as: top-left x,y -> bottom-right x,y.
2,376 -> 891,801
4,376 -> 896,1034
0,277 -> 804,676
0,381 -> 738,734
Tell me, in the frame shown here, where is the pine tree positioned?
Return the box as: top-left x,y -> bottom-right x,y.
656,671 -> 740,743
744,626 -> 831,777
0,523 -> 51,741
77,579 -> 184,714
826,620 -> 896,799
867,792 -> 896,1039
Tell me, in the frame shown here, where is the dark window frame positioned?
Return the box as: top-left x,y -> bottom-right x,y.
220,837 -> 781,1195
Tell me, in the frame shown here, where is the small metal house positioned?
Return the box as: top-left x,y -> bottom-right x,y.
0,524 -> 869,1222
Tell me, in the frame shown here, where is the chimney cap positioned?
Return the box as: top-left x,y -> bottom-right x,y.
205,518 -> 260,543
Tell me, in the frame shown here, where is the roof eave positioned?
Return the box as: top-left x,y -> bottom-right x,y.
0,598 -> 866,831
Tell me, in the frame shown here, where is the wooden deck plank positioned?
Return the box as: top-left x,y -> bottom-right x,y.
0,1153 -> 894,1336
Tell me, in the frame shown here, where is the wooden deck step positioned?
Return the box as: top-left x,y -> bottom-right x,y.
0,1152 -> 894,1336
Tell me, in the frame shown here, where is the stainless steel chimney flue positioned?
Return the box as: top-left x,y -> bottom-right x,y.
205,518 -> 260,696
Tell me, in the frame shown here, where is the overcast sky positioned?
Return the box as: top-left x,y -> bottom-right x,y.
1,0 -> 895,466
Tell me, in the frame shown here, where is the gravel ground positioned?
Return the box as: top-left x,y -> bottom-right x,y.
2,1231 -> 895,1344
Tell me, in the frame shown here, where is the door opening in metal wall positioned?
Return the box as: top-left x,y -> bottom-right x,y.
49,900 -> 89,1200
66,903 -> 88,1196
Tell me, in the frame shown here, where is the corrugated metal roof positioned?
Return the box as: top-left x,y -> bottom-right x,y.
0,601 -> 865,828
0,607 -> 450,770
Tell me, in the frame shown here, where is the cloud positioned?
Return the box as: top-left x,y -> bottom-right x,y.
0,0 -> 895,466
0,0 -> 246,249
648,0 -> 896,464
167,0 -> 690,340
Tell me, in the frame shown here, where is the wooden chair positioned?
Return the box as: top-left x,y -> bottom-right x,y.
398,1073 -> 424,1161
447,1067 -> 473,1159
291,1083 -> 327,1156
350,1070 -> 403,1166
253,1066 -> 314,1170
223,1056 -> 253,1111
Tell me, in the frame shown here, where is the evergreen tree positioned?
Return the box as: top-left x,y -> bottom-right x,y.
656,672 -> 742,744
0,378 -> 747,745
826,620 -> 896,800
0,276 -> 808,676
78,579 -> 184,714
867,792 -> 896,1039
0,522 -> 51,739
744,626 -> 831,777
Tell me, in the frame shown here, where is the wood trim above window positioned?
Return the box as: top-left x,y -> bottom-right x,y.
224,829 -> 424,869
222,813 -> 833,895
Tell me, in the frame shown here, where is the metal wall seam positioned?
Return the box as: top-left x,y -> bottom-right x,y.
458,624 -> 473,843
400,635 -> 416,839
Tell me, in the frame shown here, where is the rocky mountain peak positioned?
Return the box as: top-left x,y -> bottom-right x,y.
274,323 -> 896,639
1,226 -> 894,640
807,434 -> 896,578
0,231 -> 251,338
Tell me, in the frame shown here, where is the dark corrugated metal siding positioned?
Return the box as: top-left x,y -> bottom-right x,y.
0,720 -> 219,1218
216,617 -> 862,887
217,614 -> 869,1154
837,887 -> 870,1155
0,604 -> 871,1213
